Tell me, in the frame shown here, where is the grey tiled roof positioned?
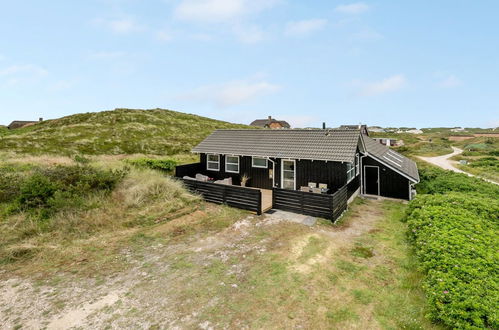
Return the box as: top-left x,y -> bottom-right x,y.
361,134 -> 420,182
192,129 -> 361,163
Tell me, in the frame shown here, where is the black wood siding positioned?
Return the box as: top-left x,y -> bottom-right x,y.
199,153 -> 355,193
200,154 -> 273,189
362,156 -> 410,200
295,159 -> 347,192
347,176 -> 360,199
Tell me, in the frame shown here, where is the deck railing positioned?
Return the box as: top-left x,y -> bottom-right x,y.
180,178 -> 262,215
272,185 -> 348,221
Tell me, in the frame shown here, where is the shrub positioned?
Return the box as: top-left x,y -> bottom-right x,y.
416,166 -> 499,196
5,165 -> 128,218
126,158 -> 177,173
17,174 -> 59,209
0,170 -> 24,203
405,193 -> 498,329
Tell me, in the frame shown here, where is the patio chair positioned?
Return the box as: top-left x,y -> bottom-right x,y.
311,187 -> 322,194
318,183 -> 328,189
300,186 -> 310,192
183,176 -> 195,180
195,173 -> 209,182
308,182 -> 317,188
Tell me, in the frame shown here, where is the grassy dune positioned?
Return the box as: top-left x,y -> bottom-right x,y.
0,108 -> 251,155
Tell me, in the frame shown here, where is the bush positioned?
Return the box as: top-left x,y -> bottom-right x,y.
0,170 -> 24,203
416,166 -> 499,196
126,158 -> 177,173
2,165 -> 128,218
17,174 -> 59,209
405,193 -> 498,329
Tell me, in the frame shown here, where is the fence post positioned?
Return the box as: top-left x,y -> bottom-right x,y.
257,190 -> 262,215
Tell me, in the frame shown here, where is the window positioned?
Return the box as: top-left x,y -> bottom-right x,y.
355,153 -> 360,176
282,160 -> 295,190
252,157 -> 267,168
225,155 -> 240,173
207,154 -> 219,171
347,162 -> 355,182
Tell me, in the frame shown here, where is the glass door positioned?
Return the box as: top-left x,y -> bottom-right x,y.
281,160 -> 295,190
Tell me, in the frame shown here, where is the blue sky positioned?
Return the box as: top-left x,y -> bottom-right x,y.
1,0 -> 498,128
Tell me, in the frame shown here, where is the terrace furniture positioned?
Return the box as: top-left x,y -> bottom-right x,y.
183,176 -> 196,180
308,182 -> 317,188
214,177 -> 233,185
319,183 -> 328,189
300,186 -> 310,192
195,173 -> 209,182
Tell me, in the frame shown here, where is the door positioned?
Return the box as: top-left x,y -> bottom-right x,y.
281,160 -> 296,190
364,166 -> 379,195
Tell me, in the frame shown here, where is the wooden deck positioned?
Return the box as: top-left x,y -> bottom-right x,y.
261,189 -> 273,213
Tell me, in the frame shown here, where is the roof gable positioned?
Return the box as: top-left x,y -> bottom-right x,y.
193,129 -> 361,163
361,134 -> 419,182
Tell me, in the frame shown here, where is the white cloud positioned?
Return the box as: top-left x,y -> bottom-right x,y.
335,2 -> 370,14
356,74 -> 406,96
352,28 -> 383,41
88,50 -> 127,59
174,0 -> 280,23
285,19 -> 327,37
0,64 -> 48,85
232,24 -> 264,43
437,75 -> 462,88
181,77 -> 281,107
93,17 -> 144,33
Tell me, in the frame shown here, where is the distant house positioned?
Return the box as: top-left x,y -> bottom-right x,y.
7,118 -> 43,129
250,116 -> 290,129
406,129 -> 423,134
368,126 -> 385,133
339,125 -> 370,136
373,138 -> 401,147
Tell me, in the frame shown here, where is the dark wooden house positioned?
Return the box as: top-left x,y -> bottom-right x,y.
7,118 -> 43,129
176,127 -> 419,219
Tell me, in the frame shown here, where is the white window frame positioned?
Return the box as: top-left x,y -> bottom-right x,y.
355,153 -> 360,176
206,154 -> 220,171
225,155 -> 240,173
347,162 -> 355,183
252,156 -> 268,168
281,159 -> 296,190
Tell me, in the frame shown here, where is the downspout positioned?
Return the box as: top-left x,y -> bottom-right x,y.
267,158 -> 276,188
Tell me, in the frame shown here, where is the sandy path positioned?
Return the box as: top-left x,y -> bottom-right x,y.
418,147 -> 498,185
0,200 -> 389,329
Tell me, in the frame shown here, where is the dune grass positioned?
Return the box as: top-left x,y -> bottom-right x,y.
0,108 -> 252,156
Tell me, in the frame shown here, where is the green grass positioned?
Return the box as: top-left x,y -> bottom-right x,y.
0,108 -> 252,155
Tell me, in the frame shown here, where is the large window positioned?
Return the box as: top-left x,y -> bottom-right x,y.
355,153 -> 360,176
252,157 -> 267,168
225,155 -> 240,173
347,162 -> 355,182
282,160 -> 295,190
207,154 -> 220,171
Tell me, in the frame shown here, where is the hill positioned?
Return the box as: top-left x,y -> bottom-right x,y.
0,108 -> 250,155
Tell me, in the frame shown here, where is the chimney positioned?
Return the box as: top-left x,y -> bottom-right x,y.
322,122 -> 326,130
39,117 -> 43,122
268,115 -> 272,120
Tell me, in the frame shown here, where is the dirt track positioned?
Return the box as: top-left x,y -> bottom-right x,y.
418,147 -> 498,185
